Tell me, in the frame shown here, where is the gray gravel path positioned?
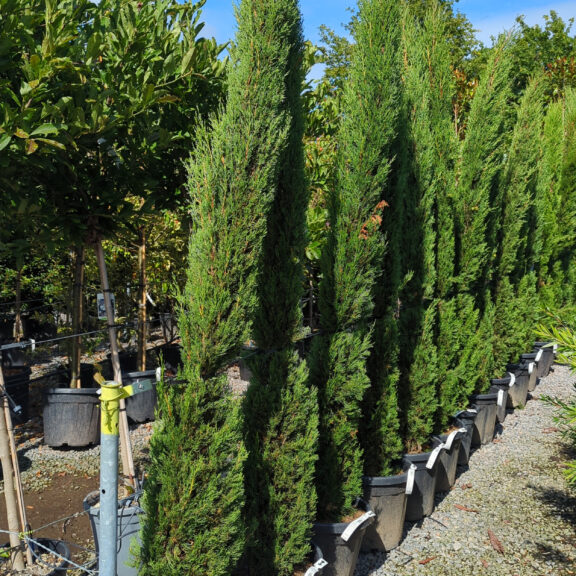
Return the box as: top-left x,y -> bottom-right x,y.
355,363 -> 576,576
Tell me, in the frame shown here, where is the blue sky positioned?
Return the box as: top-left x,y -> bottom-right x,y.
200,0 -> 575,47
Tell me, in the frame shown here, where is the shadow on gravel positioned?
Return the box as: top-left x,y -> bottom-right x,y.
534,541 -> 575,565
530,484 -> 576,528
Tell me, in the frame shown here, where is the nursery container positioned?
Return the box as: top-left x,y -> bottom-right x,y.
84,491 -> 144,576
313,502 -> 375,576
533,342 -> 555,376
468,392 -> 498,446
432,428 -> 467,492
488,383 -> 509,423
491,372 -> 528,410
520,352 -> 546,383
403,448 -> 442,521
508,360 -> 537,393
454,410 -> 477,465
43,387 -> 100,447
361,470 -> 410,552
123,370 -> 158,423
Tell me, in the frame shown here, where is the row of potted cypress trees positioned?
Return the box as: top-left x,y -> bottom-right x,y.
139,0 -> 576,575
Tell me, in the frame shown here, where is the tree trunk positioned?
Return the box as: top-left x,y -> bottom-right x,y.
137,227 -> 147,372
70,246 -> 85,388
13,268 -> 23,342
0,369 -> 25,570
94,239 -> 138,490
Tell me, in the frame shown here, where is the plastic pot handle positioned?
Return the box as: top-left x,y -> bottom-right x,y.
535,348 -> 543,362
340,510 -> 376,542
405,464 -> 417,495
426,444 -> 444,470
507,372 -> 516,387
304,558 -> 329,576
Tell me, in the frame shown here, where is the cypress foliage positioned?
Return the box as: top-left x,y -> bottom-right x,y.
492,75 -> 545,370
140,0 -> 292,572
397,1 -> 456,446
309,0 -> 401,520
241,1 -> 319,573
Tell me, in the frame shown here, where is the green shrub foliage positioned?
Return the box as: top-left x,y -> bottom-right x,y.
241,1 -> 319,573
140,0 -> 294,572
310,0 -> 401,520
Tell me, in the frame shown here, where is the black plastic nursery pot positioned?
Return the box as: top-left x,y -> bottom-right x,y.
402,449 -> 441,522
43,387 -> 100,447
468,392 -> 498,446
454,410 -> 477,465
520,352 -> 546,383
488,383 -> 509,423
432,428 -> 467,492
361,472 -> 408,552
533,342 -> 556,376
84,491 -> 144,576
508,360 -> 538,393
4,366 -> 31,424
304,542 -> 328,576
313,503 -> 375,576
30,538 -> 70,575
123,370 -> 158,423
491,372 -> 529,410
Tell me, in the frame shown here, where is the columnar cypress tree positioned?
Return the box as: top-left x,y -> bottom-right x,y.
536,88 -> 576,310
397,1 -> 457,448
241,1 -> 319,574
450,35 -> 514,396
309,0 -> 401,520
492,75 -> 545,370
140,1 -> 292,573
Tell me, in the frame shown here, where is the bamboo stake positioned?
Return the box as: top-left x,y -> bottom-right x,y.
0,368 -> 25,571
94,240 -> 138,490
137,227 -> 147,372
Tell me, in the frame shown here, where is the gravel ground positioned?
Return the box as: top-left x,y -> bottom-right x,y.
355,363 -> 576,576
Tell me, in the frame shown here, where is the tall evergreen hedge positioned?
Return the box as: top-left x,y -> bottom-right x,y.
241,1 -> 319,574
140,0 -> 292,572
310,0 -> 401,520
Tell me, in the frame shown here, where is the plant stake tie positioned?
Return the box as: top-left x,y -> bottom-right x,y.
98,377 -> 154,576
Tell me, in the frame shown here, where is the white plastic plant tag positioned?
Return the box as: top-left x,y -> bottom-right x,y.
405,464 -> 417,495
553,343 -> 558,354
536,348 -> 543,362
497,389 -> 505,407
426,444 -> 444,470
29,339 -> 35,352
340,511 -> 376,542
507,372 -> 516,388
445,429 -> 459,451
304,558 -> 329,576
155,367 -> 162,382
528,362 -> 534,375
467,408 -> 478,414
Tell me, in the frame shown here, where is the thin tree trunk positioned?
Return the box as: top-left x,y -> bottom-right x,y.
70,246 -> 85,388
94,239 -> 138,490
137,227 -> 147,372
0,369 -> 25,570
13,268 -> 23,342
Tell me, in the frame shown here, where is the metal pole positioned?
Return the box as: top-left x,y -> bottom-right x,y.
99,382 -> 124,576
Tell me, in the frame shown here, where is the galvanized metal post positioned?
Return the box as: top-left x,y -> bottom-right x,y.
99,382 -> 124,576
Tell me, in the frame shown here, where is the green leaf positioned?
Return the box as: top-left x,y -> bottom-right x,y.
30,124 -> 59,137
0,134 -> 11,151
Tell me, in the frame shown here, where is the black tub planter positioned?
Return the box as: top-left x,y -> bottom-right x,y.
520,352 -> 546,385
304,542 -> 328,576
4,366 -> 31,424
488,382 -> 509,423
403,447 -> 442,521
508,360 -> 537,393
361,469 -> 412,552
454,410 -> 477,465
43,387 -> 100,447
31,538 -> 70,575
533,342 -> 556,376
84,491 -> 144,576
491,371 -> 528,411
432,428 -> 467,492
123,370 -> 159,423
468,392 -> 498,446
313,503 -> 375,576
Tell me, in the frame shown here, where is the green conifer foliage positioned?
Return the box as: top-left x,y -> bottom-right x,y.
492,75 -> 545,370
241,1 -> 319,573
397,1 -> 456,447
309,0 -> 401,520
141,0 -> 294,572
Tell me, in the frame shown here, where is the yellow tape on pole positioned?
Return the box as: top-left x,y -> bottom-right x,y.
100,383 -> 128,436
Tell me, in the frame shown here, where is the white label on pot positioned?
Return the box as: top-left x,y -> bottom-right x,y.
553,343 -> 558,354
507,372 -> 516,388
405,464 -> 417,495
340,511 -> 376,542
536,348 -> 543,362
467,408 -> 478,414
497,389 -> 506,407
445,429 -> 459,451
528,362 -> 535,375
304,559 -> 329,576
155,367 -> 162,382
426,444 -> 444,470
